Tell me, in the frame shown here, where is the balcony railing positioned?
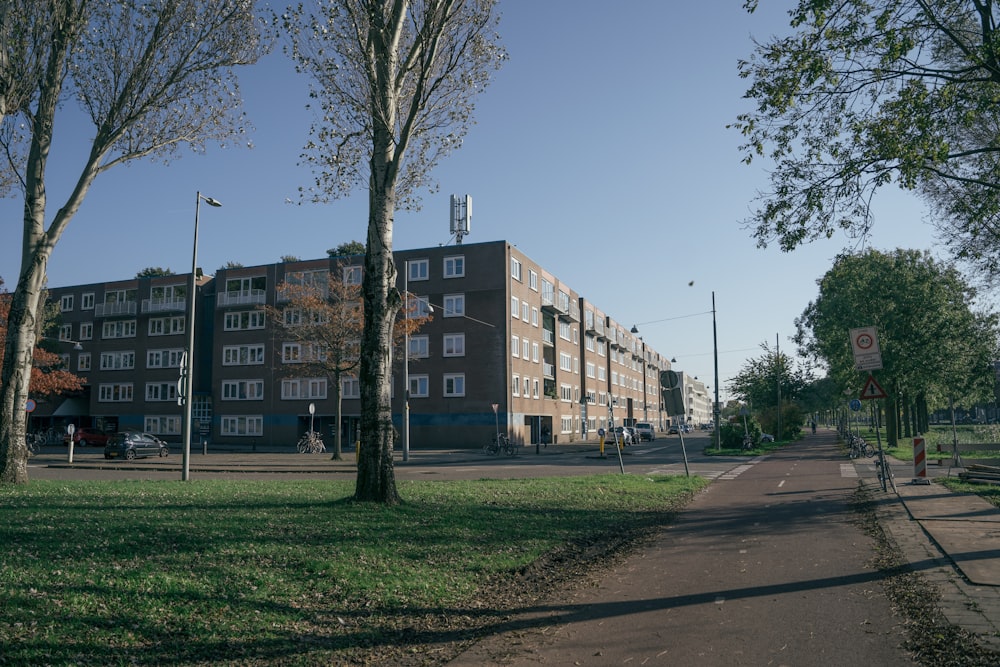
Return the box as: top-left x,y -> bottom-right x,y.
543,362 -> 555,379
217,290 -> 267,307
141,297 -> 186,313
94,301 -> 137,317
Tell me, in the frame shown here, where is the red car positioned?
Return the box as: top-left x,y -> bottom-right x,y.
65,427 -> 111,447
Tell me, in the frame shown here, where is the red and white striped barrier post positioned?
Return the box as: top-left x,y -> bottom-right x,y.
913,437 -> 928,482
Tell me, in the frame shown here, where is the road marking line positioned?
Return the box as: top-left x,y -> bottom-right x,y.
778,479 -> 786,488
840,463 -> 858,478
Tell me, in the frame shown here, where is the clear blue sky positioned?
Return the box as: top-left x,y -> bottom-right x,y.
0,1 -> 940,401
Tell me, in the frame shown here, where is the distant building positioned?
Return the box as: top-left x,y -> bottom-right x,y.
34,241 -> 674,448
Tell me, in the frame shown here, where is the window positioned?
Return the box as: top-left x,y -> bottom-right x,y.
100,351 -> 135,370
522,301 -> 529,321
281,378 -> 328,400
560,352 -> 572,372
282,343 -> 301,363
224,310 -> 266,331
443,293 -> 465,317
101,320 -> 135,338
529,270 -> 538,291
60,294 -> 74,312
443,373 -> 465,397
409,335 -> 429,358
512,374 -> 520,396
511,335 -> 520,358
561,416 -> 573,433
225,276 -> 266,296
283,309 -> 302,327
522,338 -> 529,359
532,342 -> 539,363
343,265 -> 362,285
523,377 -> 531,397
559,321 -> 572,341
221,415 -> 263,436
511,296 -> 519,319
586,362 -> 596,378
147,349 -> 184,369
59,353 -> 69,368
222,380 -> 264,400
146,382 -> 179,401
144,416 -> 181,435
59,324 -> 72,341
533,379 -> 540,399
81,292 -> 95,310
148,316 -> 184,336
149,284 -> 186,308
531,307 -> 538,326
98,383 -> 133,402
408,259 -> 429,281
413,296 -> 432,317
598,367 -> 606,381
443,333 -> 465,357
443,255 -> 464,278
408,374 -> 429,398
77,353 -> 91,371
223,344 -> 265,366
79,322 -> 93,340
560,384 -> 573,401
341,376 -> 360,399
511,257 -> 522,281
585,335 -> 595,351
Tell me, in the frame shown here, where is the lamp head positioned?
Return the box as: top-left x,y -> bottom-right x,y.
200,194 -> 222,207
630,325 -> 639,334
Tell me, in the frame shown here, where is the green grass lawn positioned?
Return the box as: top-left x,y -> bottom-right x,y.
0,474 -> 705,665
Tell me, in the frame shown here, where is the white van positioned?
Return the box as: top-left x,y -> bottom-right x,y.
633,422 -> 655,441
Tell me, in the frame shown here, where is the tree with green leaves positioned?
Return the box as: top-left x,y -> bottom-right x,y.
0,0 -> 268,485
327,241 -> 365,257
728,342 -> 808,440
795,249 -> 998,446
135,267 -> 174,278
735,1 -> 1000,279
282,0 -> 505,504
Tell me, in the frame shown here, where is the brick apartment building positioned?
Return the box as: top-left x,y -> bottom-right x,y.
32,240 -> 675,449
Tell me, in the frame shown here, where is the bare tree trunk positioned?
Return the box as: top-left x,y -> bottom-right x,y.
332,372 -> 344,460
354,185 -> 401,503
0,263 -> 46,483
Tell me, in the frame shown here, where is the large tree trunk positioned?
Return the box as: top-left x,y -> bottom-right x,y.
331,372 -> 344,461
354,185 -> 401,503
0,263 -> 47,483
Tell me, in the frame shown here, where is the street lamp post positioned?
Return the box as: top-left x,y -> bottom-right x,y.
181,191 -> 222,481
403,261 -> 411,462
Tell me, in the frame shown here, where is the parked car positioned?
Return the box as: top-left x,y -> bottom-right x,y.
667,426 -> 679,435
64,426 -> 110,448
633,422 -> 656,441
104,431 -> 169,460
613,426 -> 635,445
760,433 -> 775,443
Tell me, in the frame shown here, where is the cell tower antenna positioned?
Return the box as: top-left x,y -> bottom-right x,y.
449,194 -> 472,244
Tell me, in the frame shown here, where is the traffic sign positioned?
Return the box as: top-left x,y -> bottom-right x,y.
849,398 -> 862,411
850,326 -> 883,371
25,398 -> 36,413
860,375 -> 887,400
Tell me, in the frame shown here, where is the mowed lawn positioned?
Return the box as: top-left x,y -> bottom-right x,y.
1,474 -> 705,665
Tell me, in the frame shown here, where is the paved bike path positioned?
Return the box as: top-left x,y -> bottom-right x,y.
449,432 -> 915,665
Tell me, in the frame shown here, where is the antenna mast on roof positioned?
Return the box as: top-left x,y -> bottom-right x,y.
450,194 -> 472,244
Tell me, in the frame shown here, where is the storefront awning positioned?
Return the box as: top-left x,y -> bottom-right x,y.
52,397 -> 88,417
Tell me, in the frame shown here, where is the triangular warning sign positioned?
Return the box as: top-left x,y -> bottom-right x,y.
860,375 -> 887,400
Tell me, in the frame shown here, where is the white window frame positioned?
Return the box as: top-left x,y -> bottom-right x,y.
81,292 -> 95,310
221,415 -> 263,436
409,335 -> 429,358
343,265 -> 362,285
79,322 -> 93,340
511,257 -> 522,281
443,255 -> 465,278
443,293 -> 465,318
512,374 -> 520,396
408,374 -> 429,398
223,344 -> 266,366
59,324 -> 72,341
443,333 -> 465,357
511,295 -> 520,319
443,373 -> 465,397
224,310 -> 266,331
100,350 -> 135,370
144,415 -> 181,435
147,349 -> 184,369
341,376 -> 360,399
511,335 -> 520,358
98,383 -> 134,402
77,353 -> 91,371
222,379 -> 264,401
60,294 -> 74,312
529,270 -> 538,291
145,382 -> 179,402
147,316 -> 184,336
408,259 -> 429,282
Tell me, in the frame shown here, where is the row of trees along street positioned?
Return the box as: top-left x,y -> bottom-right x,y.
723,1 -> 1000,447
0,0 -> 505,502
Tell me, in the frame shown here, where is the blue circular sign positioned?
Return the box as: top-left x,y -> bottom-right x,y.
849,398 -> 862,411
25,398 -> 36,413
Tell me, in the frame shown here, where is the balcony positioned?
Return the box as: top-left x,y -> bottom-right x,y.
94,301 -> 137,317
543,362 -> 555,379
542,329 -> 555,346
141,297 -> 186,313
540,293 -> 564,316
217,290 -> 267,307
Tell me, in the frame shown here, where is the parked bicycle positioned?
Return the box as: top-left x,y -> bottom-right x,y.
849,434 -> 875,459
296,431 -> 326,454
25,433 -> 44,456
873,446 -> 897,493
484,432 -> 517,456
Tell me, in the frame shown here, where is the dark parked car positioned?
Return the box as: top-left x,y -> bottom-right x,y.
667,426 -> 679,435
104,431 -> 169,460
64,426 -> 110,448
